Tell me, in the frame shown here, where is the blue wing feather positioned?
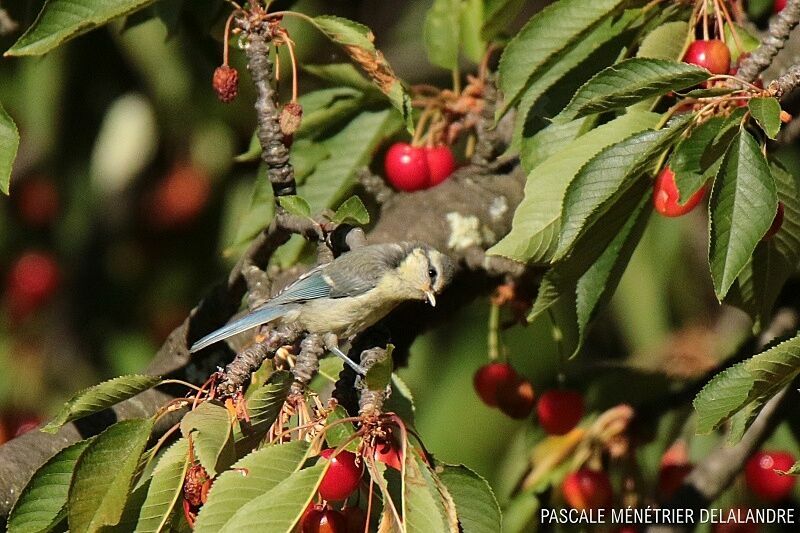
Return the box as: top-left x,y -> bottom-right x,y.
269,268 -> 332,304
189,305 -> 289,352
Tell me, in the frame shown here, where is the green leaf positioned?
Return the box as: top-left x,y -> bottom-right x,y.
387,374 -> 416,424
303,63 -> 376,93
6,0 -> 157,56
424,0 -> 461,70
216,462 -> 329,532
669,113 -> 740,203
728,162 -> 800,329
323,405 -> 358,451
460,0 -> 485,64
68,418 -> 155,532
180,402 -> 235,477
227,166 -> 275,251
311,15 -> 413,132
332,195 -> 370,225
558,58 -> 709,121
749,97 -> 782,139
489,110 -> 659,264
365,345 -> 394,391
481,0 -> 526,41
245,370 -> 292,435
636,21 -> 689,60
724,24 -> 760,63
0,101 -> 19,195
296,87 -> 366,139
42,375 -> 161,433
555,118 -> 688,260
403,455 -> 451,533
521,118 -> 594,174
134,438 -> 190,533
497,0 -> 628,116
277,195 -> 312,218
708,130 -> 778,300
8,439 -> 93,533
438,465 -> 502,533
694,333 -> 800,434
194,441 -> 311,532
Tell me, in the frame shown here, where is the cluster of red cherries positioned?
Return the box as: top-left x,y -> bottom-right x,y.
383,142 -> 456,192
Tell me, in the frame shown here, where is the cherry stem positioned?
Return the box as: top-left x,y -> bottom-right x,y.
487,302 -> 501,361
222,12 -> 237,66
364,475 -> 375,533
713,0 -> 725,42
279,30 -> 300,103
411,104 -> 436,146
717,0 -> 744,52
159,378 -> 204,393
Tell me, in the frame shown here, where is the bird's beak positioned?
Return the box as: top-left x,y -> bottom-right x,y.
425,290 -> 437,307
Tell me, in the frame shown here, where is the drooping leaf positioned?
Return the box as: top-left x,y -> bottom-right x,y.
365,345 -> 394,391
42,375 -> 161,433
424,0 -> 461,70
481,0 -> 525,41
6,0 -> 158,56
277,195 -> 312,218
489,110 -> 659,264
332,195 -> 370,225
438,465 -> 502,533
134,438 -> 190,533
460,0 -> 485,64
555,118 -> 688,260
636,21 -> 689,60
386,374 -> 416,424
8,439 -> 93,533
694,333 -> 800,434
557,58 -> 709,121
0,101 -> 19,195
323,405 -> 358,451
521,117 -> 594,174
403,455 -> 451,533
245,370 -> 292,433
311,15 -> 413,132
68,418 -> 155,532
194,441 -> 311,532
216,462 -> 329,532
748,97 -> 782,139
497,0 -> 628,116
180,402 -> 235,477
708,130 -> 778,300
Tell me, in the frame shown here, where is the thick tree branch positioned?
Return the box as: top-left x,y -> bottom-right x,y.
737,0 -> 800,83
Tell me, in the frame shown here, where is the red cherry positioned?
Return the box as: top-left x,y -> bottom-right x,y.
0,418 -> 8,445
745,450 -> 796,502
148,163 -> 211,229
16,177 -> 59,228
318,449 -> 362,501
384,143 -> 430,192
425,145 -> 456,187
775,0 -> 787,13
6,251 -> 61,319
374,439 -> 402,471
536,389 -> 584,435
496,378 -> 535,419
684,40 -> 731,75
302,504 -> 347,533
653,167 -> 706,217
562,469 -> 613,510
657,464 -> 693,500
762,202 -> 784,240
473,362 -> 518,407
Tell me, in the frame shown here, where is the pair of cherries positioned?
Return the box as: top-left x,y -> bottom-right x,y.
384,142 -> 456,192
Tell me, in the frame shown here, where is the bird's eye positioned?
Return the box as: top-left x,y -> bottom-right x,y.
428,268 -> 437,281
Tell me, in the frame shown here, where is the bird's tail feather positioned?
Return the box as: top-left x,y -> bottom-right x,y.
190,306 -> 288,353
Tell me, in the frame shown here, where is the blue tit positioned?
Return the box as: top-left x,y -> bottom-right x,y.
190,242 -> 454,372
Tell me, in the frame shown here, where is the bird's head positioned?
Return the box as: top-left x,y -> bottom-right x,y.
394,245 -> 454,306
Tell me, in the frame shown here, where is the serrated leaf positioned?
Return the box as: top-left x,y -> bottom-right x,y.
749,97 -> 782,139
332,195 -> 370,225
489,110 -> 659,264
558,59 -> 709,121
134,438 -> 190,533
246,370 -> 292,435
481,0 -> 525,41
180,402 -> 235,477
694,333 -> 800,434
386,374 -> 416,424
8,439 -> 93,533
311,15 -> 413,132
6,0 -> 157,56
42,375 -> 161,433
681,87 -> 736,98
438,465 -> 501,533
194,441 -> 311,532
424,0 -> 460,70
555,118 -> 688,260
709,130 -> 778,300
497,0 -> 628,116
521,117 -> 593,174
728,162 -> 800,329
404,455 -> 451,533
365,345 -> 394,391
277,195 -> 312,218
68,418 -> 155,532
216,462 -> 329,532
323,405 -> 358,451
669,114 -> 740,203
0,101 -> 19,195
636,21 -> 689,60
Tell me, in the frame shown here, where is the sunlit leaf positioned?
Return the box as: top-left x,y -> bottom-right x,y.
134,438 -> 190,533
332,195 -> 370,225
636,21 -> 689,60
438,464 -> 501,533
180,402 -> 235,477
424,0 -> 460,70
748,97 -> 782,139
0,101 -> 19,195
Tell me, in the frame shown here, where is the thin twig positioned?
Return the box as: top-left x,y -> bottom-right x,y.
737,0 -> 800,83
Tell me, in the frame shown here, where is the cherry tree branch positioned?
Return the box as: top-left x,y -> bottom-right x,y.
737,0 -> 800,83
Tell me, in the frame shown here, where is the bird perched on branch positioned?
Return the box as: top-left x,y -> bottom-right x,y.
190,242 -> 454,373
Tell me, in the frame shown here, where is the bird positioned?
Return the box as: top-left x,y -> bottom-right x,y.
190,242 -> 454,373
